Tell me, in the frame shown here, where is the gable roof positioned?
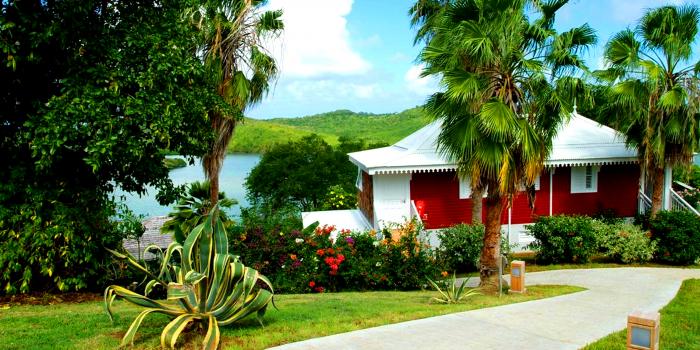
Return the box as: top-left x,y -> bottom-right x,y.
349,113 -> 637,175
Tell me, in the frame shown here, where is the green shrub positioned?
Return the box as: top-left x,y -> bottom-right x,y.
650,211 -> 700,265
526,215 -> 597,264
594,221 -> 656,263
435,224 -> 511,272
436,224 -> 484,272
229,217 -> 439,293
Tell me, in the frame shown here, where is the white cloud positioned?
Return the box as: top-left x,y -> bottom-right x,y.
285,80 -> 379,100
404,64 -> 440,95
263,0 -> 371,78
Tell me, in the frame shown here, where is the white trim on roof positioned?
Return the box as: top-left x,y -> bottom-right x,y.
349,113 -> 638,174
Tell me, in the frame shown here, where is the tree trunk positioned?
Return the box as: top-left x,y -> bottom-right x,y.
650,166 -> 665,218
210,172 -> 220,208
471,184 -> 484,224
479,183 -> 505,293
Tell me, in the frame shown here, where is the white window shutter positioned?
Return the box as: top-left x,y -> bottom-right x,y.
571,166 -> 598,193
355,168 -> 363,191
459,177 -> 471,199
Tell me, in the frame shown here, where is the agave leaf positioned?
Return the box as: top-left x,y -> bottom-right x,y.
144,280 -> 160,297
426,277 -> 450,301
202,314 -> 220,350
185,270 -> 206,284
106,285 -> 180,312
120,309 -> 159,346
218,289 -> 274,326
161,314 -> 197,349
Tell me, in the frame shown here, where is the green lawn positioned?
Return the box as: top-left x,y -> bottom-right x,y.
0,285 -> 582,350
510,252 -> 700,273
582,279 -> 700,350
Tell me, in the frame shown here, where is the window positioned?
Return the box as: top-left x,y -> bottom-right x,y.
355,168 -> 363,191
571,165 -> 598,193
459,177 -> 471,199
459,177 -> 487,199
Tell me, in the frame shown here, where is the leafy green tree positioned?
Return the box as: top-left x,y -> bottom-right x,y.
190,0 -> 284,207
0,0 -> 219,293
596,5 -> 700,217
245,135 -> 360,211
411,0 -> 595,291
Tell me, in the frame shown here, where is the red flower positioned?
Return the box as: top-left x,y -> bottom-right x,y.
324,257 -> 335,265
327,248 -> 335,255
330,264 -> 338,271
337,254 -> 345,262
315,286 -> 325,293
309,281 -> 316,288
316,249 -> 325,256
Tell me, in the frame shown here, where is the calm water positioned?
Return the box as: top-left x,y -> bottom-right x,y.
113,154 -> 261,217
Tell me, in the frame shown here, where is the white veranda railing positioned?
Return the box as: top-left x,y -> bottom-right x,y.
670,189 -> 700,216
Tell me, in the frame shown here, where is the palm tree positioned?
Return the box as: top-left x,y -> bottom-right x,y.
411,0 -> 595,292
596,5 -> 700,217
191,0 -> 283,208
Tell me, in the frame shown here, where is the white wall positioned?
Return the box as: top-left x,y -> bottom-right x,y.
372,173 -> 411,229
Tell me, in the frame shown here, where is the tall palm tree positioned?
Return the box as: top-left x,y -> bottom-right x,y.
191,0 -> 283,207
596,5 -> 700,217
411,0 -> 595,291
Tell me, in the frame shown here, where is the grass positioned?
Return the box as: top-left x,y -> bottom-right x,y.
0,285 -> 583,350
228,107 -> 430,153
582,279 -> 700,350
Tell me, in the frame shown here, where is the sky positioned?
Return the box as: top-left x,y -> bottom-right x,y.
249,0 -> 700,119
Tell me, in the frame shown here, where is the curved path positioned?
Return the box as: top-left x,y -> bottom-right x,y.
269,268 -> 700,350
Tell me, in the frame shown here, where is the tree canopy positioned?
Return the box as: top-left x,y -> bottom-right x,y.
0,0 -> 220,293
245,135 -> 368,212
595,4 -> 700,216
411,0 -> 595,291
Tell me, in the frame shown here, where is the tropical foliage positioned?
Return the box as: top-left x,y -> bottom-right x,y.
245,135 -> 363,211
229,219 -> 440,293
0,0 -> 218,294
411,0 -> 596,291
228,107 -> 426,153
427,273 -> 480,304
105,207 -> 274,350
191,0 -> 284,206
596,4 -> 700,216
161,181 -> 237,244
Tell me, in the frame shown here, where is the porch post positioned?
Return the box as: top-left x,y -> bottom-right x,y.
549,168 -> 554,216
662,165 -> 672,210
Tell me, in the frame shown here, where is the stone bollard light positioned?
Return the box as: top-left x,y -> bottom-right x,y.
510,260 -> 526,293
627,311 -> 660,350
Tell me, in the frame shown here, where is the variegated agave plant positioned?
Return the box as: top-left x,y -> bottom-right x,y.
105,206 -> 274,349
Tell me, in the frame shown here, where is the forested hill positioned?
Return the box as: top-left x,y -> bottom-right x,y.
228,107 -> 430,153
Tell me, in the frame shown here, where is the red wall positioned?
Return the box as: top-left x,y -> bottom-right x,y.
551,165 -> 639,217
410,164 -> 639,230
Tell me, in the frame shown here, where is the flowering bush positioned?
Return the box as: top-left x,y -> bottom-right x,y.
229,220 -> 439,293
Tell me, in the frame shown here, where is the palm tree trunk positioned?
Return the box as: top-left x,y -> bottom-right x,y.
479,182 -> 504,293
471,184 -> 484,224
650,166 -> 665,218
210,172 -> 220,208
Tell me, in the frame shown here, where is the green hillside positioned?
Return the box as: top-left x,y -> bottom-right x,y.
228,107 -> 430,153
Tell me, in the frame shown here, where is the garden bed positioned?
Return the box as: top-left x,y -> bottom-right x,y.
0,285 -> 583,350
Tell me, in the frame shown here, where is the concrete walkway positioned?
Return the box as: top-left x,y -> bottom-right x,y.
269,268 -> 700,350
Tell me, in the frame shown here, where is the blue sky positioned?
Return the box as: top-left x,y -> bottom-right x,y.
250,0 -> 700,119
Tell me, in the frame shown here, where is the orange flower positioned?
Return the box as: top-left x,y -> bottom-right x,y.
441,271 -> 449,278
290,254 -> 297,261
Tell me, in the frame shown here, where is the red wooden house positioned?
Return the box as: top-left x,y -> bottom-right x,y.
302,113 -> 648,249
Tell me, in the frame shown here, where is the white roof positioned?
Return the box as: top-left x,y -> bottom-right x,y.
349,113 -> 637,175
302,209 -> 372,233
